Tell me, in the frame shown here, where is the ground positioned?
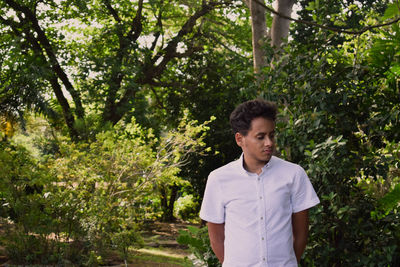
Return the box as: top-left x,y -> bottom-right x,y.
129,221 -> 194,267
0,221 -> 195,267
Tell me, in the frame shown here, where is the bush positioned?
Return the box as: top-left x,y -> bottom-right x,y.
177,226 -> 221,267
174,194 -> 200,222
260,23 -> 400,264
0,141 -> 61,264
0,113 -> 212,264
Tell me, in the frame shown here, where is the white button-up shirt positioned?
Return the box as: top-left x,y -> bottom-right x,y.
200,155 -> 320,267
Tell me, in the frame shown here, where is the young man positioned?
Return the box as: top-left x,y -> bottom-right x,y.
200,99 -> 320,267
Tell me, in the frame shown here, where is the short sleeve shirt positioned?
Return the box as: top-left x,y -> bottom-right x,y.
200,155 -> 320,267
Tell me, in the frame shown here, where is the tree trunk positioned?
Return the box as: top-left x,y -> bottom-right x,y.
49,77 -> 79,141
166,185 -> 179,222
159,184 -> 179,222
4,0 -> 85,120
270,0 -> 295,49
248,0 -> 267,76
246,0 -> 295,73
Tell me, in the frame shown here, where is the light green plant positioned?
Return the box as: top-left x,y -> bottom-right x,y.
45,114 -> 213,259
174,194 -> 200,222
177,226 -> 221,267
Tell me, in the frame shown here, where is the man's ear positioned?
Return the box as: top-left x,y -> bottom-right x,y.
235,132 -> 244,147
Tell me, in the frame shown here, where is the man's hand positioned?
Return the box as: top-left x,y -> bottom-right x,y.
292,209 -> 309,263
207,222 -> 225,264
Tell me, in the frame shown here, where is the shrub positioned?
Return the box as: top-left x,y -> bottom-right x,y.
174,194 -> 200,222
0,114 -> 212,264
177,226 -> 221,267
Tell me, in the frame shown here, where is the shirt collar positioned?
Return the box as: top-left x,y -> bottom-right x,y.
236,153 -> 274,176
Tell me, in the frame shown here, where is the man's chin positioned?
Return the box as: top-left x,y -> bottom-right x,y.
263,151 -> 274,161
261,155 -> 272,162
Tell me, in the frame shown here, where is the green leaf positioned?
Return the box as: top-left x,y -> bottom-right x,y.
306,1 -> 315,11
389,65 -> 400,76
382,3 -> 400,20
378,183 -> 400,213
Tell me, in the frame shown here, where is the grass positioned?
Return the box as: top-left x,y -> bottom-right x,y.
129,246 -> 192,267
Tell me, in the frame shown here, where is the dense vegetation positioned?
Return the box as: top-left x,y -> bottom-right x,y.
1,0 -> 399,266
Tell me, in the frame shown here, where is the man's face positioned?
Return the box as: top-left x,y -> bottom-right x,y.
235,117 -> 275,169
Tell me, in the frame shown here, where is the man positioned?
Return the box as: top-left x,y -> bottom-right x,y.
200,99 -> 320,266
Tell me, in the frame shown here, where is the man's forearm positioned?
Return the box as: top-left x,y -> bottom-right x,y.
210,238 -> 224,263
293,233 -> 307,262
207,222 -> 225,264
292,210 -> 309,263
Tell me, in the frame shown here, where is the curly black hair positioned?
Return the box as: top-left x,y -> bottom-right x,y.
229,99 -> 277,136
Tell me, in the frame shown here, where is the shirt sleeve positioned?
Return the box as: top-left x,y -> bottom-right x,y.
290,166 -> 320,213
199,172 -> 225,223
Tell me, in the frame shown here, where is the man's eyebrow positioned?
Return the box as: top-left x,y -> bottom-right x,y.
256,130 -> 275,135
261,129 -> 275,133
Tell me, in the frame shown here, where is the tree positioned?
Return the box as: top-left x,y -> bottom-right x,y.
1,0 -> 258,223
246,0 -> 268,73
246,0 -> 398,76
0,0 -> 238,140
245,0 -> 295,76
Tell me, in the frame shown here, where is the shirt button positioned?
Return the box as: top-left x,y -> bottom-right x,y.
263,257 -> 266,261
257,177 -> 260,181
259,196 -> 262,199
261,217 -> 263,220
262,237 -> 264,240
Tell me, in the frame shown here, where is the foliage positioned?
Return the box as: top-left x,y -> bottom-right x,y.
0,0 -> 255,208
156,47 -> 256,201
372,183 -> 400,219
0,141 -> 62,264
0,113 -> 212,264
174,194 -> 200,222
1,0 -> 400,266
293,0 -> 387,46
177,226 -> 220,267
365,140 -> 400,220
0,0 -> 246,140
46,114 -> 211,255
258,3 -> 400,265
0,0 -> 255,221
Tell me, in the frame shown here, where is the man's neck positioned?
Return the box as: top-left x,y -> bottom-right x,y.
243,157 -> 268,175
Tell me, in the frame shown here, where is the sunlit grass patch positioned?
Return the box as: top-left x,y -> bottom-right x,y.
130,247 -> 192,267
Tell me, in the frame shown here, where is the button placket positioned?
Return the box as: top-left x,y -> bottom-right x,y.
257,171 -> 268,265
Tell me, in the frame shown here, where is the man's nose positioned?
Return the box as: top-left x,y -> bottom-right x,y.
264,137 -> 273,146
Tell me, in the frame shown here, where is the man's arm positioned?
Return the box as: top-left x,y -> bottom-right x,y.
207,222 -> 225,264
292,209 -> 309,263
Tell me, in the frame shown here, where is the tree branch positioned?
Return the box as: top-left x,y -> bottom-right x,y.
103,0 -> 122,23
150,1 -> 164,52
128,0 -> 144,42
203,31 -> 249,59
0,11 -> 79,140
144,1 -> 219,83
253,0 -> 400,35
149,80 -> 184,89
4,0 -> 85,120
0,15 -> 22,36
102,23 -> 129,122
113,1 -> 221,124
